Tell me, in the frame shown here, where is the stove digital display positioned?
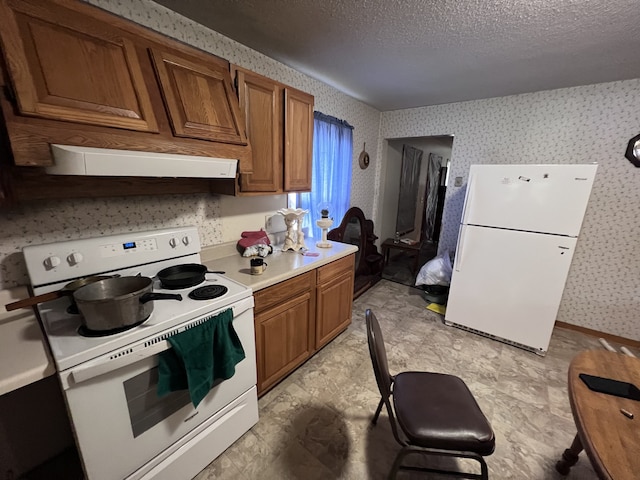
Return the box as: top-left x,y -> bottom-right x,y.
123,241 -> 136,250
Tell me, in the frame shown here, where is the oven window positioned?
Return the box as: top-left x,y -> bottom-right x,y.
124,366 -> 190,438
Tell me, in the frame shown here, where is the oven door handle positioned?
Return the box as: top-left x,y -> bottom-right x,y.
69,296 -> 254,385
70,340 -> 171,385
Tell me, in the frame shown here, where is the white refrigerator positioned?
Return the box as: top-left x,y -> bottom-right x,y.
444,164 -> 597,355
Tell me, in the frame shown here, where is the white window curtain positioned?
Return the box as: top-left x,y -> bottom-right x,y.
289,111 -> 353,239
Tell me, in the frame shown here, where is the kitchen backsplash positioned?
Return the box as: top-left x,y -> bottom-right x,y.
0,194 -> 223,288
379,79 -> 640,340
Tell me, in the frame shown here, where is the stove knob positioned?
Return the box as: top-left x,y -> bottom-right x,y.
43,255 -> 61,269
182,235 -> 192,246
67,252 -> 84,266
169,237 -> 179,248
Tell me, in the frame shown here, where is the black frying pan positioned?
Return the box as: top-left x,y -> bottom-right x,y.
157,264 -> 225,289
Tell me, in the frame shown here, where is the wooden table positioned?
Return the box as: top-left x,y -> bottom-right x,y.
556,350 -> 640,479
380,238 -> 422,274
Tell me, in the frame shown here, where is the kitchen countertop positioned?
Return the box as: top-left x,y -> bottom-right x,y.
0,287 -> 55,396
201,240 -> 359,292
0,241 -> 357,395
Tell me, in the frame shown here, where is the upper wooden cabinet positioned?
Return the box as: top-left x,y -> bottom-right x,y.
0,0 -> 158,133
0,0 -> 254,203
150,48 -> 248,145
284,87 -> 314,192
233,66 -> 313,194
234,69 -> 282,192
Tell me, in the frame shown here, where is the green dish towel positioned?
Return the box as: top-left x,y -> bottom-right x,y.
157,308 -> 245,408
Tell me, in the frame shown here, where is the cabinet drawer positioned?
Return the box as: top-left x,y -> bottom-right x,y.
317,255 -> 355,285
253,271 -> 314,314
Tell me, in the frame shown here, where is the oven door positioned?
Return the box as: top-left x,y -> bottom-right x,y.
58,297 -> 256,480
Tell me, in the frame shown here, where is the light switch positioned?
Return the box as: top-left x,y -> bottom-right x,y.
454,176 -> 463,187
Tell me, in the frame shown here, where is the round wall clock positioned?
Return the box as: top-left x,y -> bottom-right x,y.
358,143 -> 370,169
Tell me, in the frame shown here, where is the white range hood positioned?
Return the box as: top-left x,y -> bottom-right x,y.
46,144 -> 238,179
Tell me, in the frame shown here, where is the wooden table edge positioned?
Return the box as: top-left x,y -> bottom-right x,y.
567,350 -> 640,480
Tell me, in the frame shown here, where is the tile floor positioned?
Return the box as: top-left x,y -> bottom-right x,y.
195,279 -> 627,479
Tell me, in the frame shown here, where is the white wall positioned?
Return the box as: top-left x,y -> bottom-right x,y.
378,79 -> 640,340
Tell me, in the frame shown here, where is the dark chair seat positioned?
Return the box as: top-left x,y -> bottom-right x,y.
365,309 -> 495,479
393,371 -> 495,456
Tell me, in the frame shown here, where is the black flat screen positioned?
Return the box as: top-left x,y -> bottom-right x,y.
579,373 -> 640,401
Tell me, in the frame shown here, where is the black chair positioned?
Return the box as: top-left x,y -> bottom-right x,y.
365,309 -> 495,479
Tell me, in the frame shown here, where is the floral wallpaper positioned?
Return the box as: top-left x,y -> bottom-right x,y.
379,79 -> 640,340
0,0 -> 380,288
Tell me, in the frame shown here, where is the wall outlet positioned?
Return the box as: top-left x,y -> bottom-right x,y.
265,214 -> 286,233
454,176 -> 463,187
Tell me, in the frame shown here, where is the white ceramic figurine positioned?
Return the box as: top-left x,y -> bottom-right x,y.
277,208 -> 309,251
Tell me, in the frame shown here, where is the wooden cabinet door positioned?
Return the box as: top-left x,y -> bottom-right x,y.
284,87 -> 314,191
255,293 -> 314,395
235,69 -> 282,192
150,48 -> 248,146
316,256 -> 355,349
0,0 -> 158,133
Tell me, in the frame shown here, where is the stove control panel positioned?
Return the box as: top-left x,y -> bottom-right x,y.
23,226 -> 201,287
169,235 -> 194,248
100,238 -> 157,258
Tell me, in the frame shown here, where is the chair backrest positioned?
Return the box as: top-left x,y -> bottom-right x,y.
365,309 -> 393,401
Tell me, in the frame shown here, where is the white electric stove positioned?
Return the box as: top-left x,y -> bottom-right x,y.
23,227 -> 259,480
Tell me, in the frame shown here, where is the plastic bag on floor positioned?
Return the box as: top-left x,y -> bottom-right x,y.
415,250 -> 452,286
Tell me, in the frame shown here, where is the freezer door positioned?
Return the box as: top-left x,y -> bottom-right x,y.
462,164 -> 597,236
445,225 -> 577,353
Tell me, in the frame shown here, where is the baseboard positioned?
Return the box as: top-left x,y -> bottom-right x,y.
555,321 -> 640,349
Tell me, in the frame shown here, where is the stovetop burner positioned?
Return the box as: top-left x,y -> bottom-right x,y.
189,285 -> 228,300
77,317 -> 149,337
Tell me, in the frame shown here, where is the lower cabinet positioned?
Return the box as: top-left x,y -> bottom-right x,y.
316,255 -> 356,349
254,272 -> 315,395
253,254 -> 355,396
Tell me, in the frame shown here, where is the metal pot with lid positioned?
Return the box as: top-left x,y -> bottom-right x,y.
73,276 -> 182,331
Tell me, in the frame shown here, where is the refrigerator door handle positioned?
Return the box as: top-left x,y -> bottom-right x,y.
454,225 -> 467,272
460,173 -> 475,224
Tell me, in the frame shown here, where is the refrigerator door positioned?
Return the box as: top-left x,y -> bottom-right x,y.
461,164 -> 597,236
445,224 -> 577,353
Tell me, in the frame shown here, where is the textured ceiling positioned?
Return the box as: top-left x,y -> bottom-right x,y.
153,0 -> 640,111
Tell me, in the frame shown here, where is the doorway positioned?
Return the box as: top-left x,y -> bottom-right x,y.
379,135 -> 453,287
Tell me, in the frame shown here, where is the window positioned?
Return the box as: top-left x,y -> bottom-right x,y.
289,111 -> 353,239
